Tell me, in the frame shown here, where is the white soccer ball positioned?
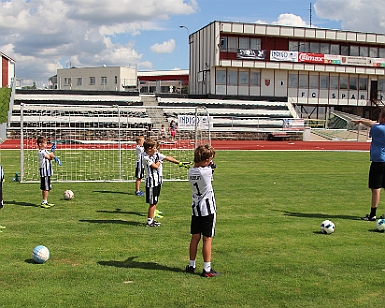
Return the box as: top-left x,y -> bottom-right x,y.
32,245 -> 50,264
376,218 -> 385,232
63,190 -> 74,200
320,220 -> 335,234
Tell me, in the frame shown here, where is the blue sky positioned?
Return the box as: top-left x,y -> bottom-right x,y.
1,0 -> 384,79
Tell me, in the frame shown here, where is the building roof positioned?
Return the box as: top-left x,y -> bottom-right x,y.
137,69 -> 188,77
1,51 -> 15,63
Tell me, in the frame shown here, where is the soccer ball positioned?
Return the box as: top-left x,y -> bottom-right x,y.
320,220 -> 335,234
376,218 -> 385,232
63,190 -> 74,200
32,245 -> 50,264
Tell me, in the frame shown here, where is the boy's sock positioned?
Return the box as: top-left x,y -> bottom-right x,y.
147,218 -> 153,224
370,207 -> 377,218
42,199 -> 47,204
203,262 -> 211,272
189,260 -> 196,268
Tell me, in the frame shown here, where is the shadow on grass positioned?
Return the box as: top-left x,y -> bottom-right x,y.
4,200 -> 37,207
93,190 -> 131,195
96,209 -> 145,216
98,256 -> 184,273
79,219 -> 142,226
280,210 -> 360,220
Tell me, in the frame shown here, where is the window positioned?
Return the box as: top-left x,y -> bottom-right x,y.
360,46 -> 368,57
330,76 -> 338,89
228,37 -> 238,52
288,73 -> 298,88
299,42 -> 309,52
379,48 -> 385,58
89,77 -> 95,85
77,78 -> 82,86
250,38 -> 261,50
310,42 -> 320,53
239,71 -> 249,85
227,70 -> 238,85
101,77 -> 107,85
339,76 -> 348,90
349,76 -> 358,90
220,37 -> 227,50
340,45 -> 349,56
114,76 -> 118,84
216,70 -> 226,85
359,77 -> 368,91
330,44 -> 340,55
309,75 -> 319,88
250,71 -> 260,86
378,79 -> 385,91
299,74 -> 308,88
370,47 -> 378,58
239,37 -> 249,49
320,75 -> 329,89
320,43 -> 330,54
64,78 -> 71,86
289,41 -> 299,51
350,46 -> 359,56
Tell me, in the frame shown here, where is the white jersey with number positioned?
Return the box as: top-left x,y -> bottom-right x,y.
136,145 -> 144,162
38,149 -> 53,177
188,166 -> 216,217
143,151 -> 166,187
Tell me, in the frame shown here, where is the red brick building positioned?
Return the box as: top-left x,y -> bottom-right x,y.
0,52 -> 15,88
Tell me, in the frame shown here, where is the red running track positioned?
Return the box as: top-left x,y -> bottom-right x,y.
0,139 -> 370,151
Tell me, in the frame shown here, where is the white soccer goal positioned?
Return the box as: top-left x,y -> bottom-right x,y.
17,103 -> 211,183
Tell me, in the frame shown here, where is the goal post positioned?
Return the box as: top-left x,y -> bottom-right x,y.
18,103 -> 211,183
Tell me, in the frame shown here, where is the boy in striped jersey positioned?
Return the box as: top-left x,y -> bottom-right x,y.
185,144 -> 221,277
134,136 -> 145,197
142,138 -> 183,227
37,136 -> 55,208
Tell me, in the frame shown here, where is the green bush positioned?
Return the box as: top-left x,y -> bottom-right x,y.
0,87 -> 11,124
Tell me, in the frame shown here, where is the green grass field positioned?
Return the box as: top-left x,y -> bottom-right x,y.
1,150 -> 385,307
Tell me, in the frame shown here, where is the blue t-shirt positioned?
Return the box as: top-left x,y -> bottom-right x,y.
370,123 -> 385,162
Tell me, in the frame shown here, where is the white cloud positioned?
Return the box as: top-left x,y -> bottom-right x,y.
0,0 -> 198,77
314,0 -> 385,32
272,14 -> 309,27
150,39 -> 176,54
138,61 -> 154,70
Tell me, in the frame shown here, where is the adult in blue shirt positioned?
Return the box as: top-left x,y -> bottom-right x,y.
353,109 -> 385,221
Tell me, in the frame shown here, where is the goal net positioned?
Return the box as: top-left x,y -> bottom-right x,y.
18,103 -> 212,183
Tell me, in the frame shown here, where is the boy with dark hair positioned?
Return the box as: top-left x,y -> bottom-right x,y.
134,136 -> 145,197
185,144 -> 220,277
142,138 -> 186,227
37,136 -> 55,208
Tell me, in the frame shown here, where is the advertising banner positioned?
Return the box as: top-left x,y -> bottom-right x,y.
270,50 -> 298,62
283,119 -> 305,131
237,49 -> 266,60
178,115 -> 213,130
340,56 -> 372,66
298,53 -> 324,64
372,58 -> 385,67
324,54 -> 341,64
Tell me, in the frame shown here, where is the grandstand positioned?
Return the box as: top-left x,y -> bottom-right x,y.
8,90 -> 303,141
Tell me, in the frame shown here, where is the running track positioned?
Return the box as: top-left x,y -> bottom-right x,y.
0,139 -> 370,151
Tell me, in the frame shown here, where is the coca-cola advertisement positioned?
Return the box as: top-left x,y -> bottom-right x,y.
298,53 -> 324,64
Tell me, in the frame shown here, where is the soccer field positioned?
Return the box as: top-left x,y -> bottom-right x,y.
1,149 -> 384,307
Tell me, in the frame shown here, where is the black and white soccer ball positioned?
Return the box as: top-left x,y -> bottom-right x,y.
320,220 -> 335,234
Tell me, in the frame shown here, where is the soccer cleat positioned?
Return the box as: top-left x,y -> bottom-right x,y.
185,265 -> 195,274
146,220 -> 161,227
154,209 -> 163,219
201,269 -> 221,278
40,202 -> 51,209
135,191 -> 145,197
362,214 -> 376,221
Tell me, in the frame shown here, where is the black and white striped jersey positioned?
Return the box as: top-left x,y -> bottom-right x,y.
143,152 -> 166,187
188,166 -> 216,217
38,149 -> 53,177
136,145 -> 144,163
